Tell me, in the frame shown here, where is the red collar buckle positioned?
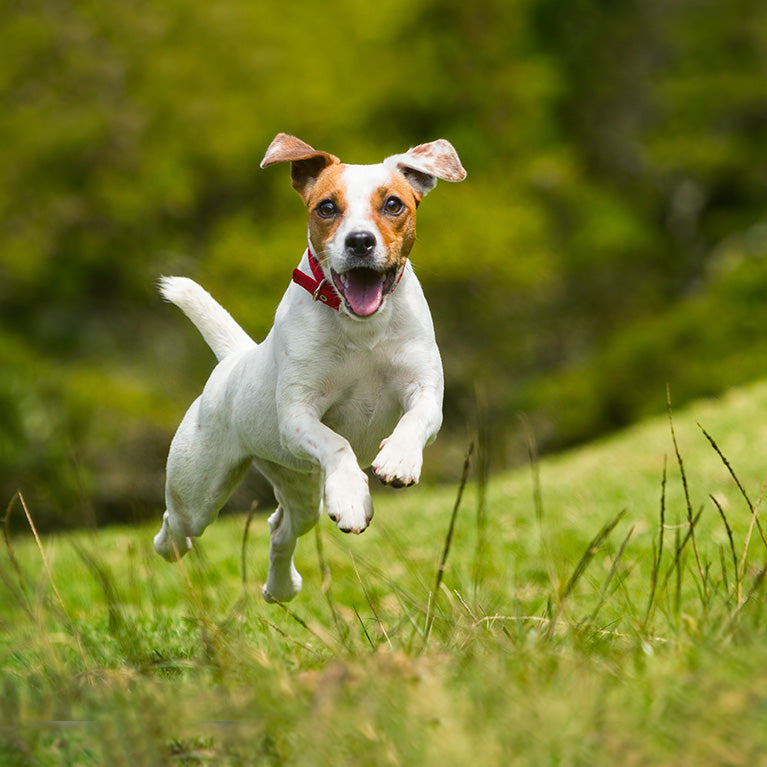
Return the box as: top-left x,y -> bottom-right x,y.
292,249 -> 342,310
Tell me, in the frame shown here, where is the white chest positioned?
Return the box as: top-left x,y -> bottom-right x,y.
319,352 -> 403,465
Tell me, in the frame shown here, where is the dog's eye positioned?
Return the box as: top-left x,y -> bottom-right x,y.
384,196 -> 405,215
316,199 -> 338,218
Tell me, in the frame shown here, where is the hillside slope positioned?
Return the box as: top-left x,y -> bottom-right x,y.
3,380 -> 767,765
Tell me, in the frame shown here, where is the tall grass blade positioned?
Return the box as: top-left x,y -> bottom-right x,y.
589,523 -> 634,624
425,441 -> 474,641
336,546 -> 425,643
674,523 -> 683,617
18,492 -> 65,612
315,524 -> 350,649
700,424 -> 767,554
560,509 -> 627,603
719,545 -> 730,596
74,543 -> 126,637
472,388 -> 490,593
351,551 -> 391,650
520,414 -> 544,526
521,415 -> 558,594
709,493 -> 739,600
738,485 -> 766,598
241,500 -> 258,587
272,600 -> 340,653
644,456 -> 667,627
667,388 -> 705,586
353,605 -> 376,650
664,507 -> 705,587
256,615 -> 317,655
15,492 -> 89,666
3,492 -> 29,600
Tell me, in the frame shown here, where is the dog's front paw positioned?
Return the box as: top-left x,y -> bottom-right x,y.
324,465 -> 373,534
372,438 -> 423,488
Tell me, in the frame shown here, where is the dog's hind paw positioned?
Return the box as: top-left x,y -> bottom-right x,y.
262,568 -> 302,603
153,512 -> 193,561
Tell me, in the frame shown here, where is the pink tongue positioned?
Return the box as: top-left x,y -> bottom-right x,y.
344,269 -> 384,316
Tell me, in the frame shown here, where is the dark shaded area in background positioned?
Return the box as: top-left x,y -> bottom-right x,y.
1,0 -> 765,530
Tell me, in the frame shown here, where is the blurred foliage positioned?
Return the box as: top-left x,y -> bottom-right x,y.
1,0 -> 766,529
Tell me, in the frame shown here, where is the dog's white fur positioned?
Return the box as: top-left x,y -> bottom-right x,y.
154,134 -> 465,602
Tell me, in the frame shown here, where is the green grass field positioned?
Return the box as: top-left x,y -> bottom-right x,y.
4,382 -> 767,766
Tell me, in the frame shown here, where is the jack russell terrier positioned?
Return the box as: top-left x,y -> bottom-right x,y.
154,133 -> 466,602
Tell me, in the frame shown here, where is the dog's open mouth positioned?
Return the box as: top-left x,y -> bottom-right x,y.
331,267 -> 400,317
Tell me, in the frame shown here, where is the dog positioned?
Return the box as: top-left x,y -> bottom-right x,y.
154,133 -> 466,602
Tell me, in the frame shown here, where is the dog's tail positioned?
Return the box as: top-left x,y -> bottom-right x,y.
159,276 -> 256,361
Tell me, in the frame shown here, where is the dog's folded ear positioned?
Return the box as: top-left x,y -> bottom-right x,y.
384,140 -> 466,199
260,133 -> 340,200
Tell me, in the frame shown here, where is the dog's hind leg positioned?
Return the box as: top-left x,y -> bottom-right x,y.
260,505 -> 304,602
255,462 -> 322,603
154,398 -> 251,561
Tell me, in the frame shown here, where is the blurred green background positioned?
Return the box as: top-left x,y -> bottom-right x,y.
2,0 -> 766,530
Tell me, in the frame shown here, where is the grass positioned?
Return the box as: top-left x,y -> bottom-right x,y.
4,381 -> 767,765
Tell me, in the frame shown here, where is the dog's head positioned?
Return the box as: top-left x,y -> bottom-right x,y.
261,134 -> 466,318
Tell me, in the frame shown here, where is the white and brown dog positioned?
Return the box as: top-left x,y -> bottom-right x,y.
154,133 -> 466,602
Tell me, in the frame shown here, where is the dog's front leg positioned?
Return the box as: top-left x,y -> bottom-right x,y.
372,388 -> 443,488
280,406 -> 373,534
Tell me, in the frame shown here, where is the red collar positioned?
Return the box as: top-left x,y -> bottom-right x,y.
292,248 -> 406,311
292,248 -> 342,310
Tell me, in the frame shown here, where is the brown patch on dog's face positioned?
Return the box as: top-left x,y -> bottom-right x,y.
302,164 -> 349,260
367,174 -> 419,271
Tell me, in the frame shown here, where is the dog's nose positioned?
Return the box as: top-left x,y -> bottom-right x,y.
345,230 -> 376,258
